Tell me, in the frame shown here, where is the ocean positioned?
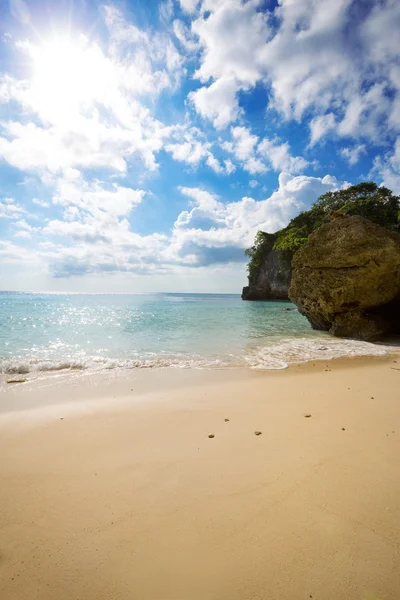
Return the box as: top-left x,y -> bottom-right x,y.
0,292 -> 388,375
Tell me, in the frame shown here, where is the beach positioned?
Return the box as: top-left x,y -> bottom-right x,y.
1,356 -> 400,600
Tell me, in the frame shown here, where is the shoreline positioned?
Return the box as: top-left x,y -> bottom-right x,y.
1,332 -> 396,379
1,354 -> 400,599
1,351 -> 399,422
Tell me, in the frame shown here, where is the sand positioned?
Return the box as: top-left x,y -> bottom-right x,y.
1,357 -> 400,600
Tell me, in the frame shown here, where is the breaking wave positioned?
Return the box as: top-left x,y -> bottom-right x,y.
245,337 -> 388,370
0,354 -> 228,375
0,337 -> 389,376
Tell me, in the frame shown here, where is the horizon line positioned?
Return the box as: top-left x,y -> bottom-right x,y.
0,290 -> 242,296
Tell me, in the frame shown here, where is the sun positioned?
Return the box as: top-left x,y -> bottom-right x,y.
28,34 -> 110,121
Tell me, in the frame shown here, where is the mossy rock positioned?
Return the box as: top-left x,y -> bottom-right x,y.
289,216 -> 400,340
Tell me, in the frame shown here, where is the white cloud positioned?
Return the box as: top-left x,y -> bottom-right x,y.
258,138 -> 309,174
374,137 -> 400,194
104,5 -> 184,94
337,83 -> 390,139
188,0 -> 400,146
13,219 -> 37,238
51,173 -> 145,218
189,76 -> 241,130
173,19 -> 199,52
205,153 -> 225,174
0,240 -> 45,265
4,170 -> 153,276
249,180 -> 259,188
189,0 -> 270,128
340,144 -> 367,166
44,224 -> 170,278
166,173 -> 341,267
230,126 -> 258,161
221,126 -> 266,174
16,169 -> 168,277
32,198 -> 49,207
224,159 -> 236,175
159,0 -> 174,23
193,0 -> 268,85
14,219 -> 33,231
165,126 -> 233,174
0,197 -> 25,219
0,102 -> 169,176
242,157 -> 267,175
222,126 -> 307,175
179,0 -> 200,14
309,113 -> 336,146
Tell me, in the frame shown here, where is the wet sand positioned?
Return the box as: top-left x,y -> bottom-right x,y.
1,357 -> 400,600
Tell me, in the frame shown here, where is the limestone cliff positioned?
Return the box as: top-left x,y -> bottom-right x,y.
242,232 -> 293,300
288,215 -> 400,340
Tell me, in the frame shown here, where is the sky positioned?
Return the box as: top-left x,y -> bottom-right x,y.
0,0 -> 399,293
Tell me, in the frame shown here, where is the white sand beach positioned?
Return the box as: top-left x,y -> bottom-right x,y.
1,356 -> 400,600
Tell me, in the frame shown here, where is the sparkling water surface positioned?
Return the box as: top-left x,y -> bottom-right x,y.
0,292 -> 387,373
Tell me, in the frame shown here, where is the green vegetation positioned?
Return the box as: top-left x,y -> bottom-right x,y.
245,182 -> 400,280
244,231 -> 276,282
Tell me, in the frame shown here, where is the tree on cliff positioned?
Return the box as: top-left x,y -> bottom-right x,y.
245,182 -> 400,279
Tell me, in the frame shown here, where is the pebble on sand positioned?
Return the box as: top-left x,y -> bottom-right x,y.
224,418 -> 230,422
254,431 -> 262,436
304,413 -> 312,418
208,434 -> 215,439
7,378 -> 27,384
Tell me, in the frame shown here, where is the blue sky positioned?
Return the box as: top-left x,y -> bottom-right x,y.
0,0 -> 399,292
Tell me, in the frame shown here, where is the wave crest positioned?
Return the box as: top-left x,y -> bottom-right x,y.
0,337 -> 389,376
245,338 -> 388,370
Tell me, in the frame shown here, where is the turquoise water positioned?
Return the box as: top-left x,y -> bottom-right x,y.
0,292 -> 387,373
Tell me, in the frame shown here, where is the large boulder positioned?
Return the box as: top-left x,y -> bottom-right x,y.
242,249 -> 293,300
288,215 -> 400,340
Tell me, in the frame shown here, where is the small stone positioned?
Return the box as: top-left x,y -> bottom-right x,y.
60,418 -> 64,420
304,413 -> 312,418
371,396 -> 374,399
224,418 -> 230,422
7,378 -> 27,384
208,434 -> 215,439
254,430 -> 262,436
341,427 -> 345,431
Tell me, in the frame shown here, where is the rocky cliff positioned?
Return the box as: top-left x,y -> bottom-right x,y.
289,215 -> 400,340
242,247 -> 293,300
243,182 -> 400,305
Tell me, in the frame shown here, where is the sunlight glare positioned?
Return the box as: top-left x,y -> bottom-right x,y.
29,35 -> 112,121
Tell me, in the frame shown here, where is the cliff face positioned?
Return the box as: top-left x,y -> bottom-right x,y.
289,215 -> 400,340
242,249 -> 293,301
